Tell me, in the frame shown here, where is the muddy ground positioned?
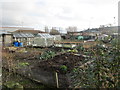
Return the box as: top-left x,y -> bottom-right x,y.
36,53 -> 84,74
2,69 -> 49,89
2,47 -> 87,88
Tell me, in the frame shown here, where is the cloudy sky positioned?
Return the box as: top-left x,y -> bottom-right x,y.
0,0 -> 119,30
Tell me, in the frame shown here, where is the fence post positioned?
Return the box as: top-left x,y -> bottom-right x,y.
55,72 -> 59,88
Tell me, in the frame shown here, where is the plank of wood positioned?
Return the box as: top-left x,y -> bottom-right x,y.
54,41 -> 83,44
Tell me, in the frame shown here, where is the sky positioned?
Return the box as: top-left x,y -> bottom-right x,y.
0,0 -> 119,31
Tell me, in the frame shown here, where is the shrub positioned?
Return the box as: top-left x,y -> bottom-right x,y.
69,38 -> 120,88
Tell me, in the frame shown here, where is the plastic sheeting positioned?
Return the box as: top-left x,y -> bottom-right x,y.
32,37 -> 54,47
36,33 -> 54,38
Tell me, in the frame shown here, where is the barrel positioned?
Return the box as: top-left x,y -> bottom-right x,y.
14,42 -> 19,47
18,42 -> 23,47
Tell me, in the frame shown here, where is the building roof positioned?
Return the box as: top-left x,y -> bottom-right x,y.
13,33 -> 34,38
13,30 -> 47,34
0,27 -> 34,32
83,28 -> 100,33
0,31 -> 12,35
99,26 -> 118,34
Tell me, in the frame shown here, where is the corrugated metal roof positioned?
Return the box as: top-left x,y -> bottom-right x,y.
0,31 -> 12,35
13,33 -> 34,38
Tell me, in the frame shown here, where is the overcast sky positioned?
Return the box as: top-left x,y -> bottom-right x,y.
0,0 -> 119,30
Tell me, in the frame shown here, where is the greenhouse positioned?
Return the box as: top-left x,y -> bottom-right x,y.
53,35 -> 61,41
32,33 -> 56,47
13,33 -> 34,46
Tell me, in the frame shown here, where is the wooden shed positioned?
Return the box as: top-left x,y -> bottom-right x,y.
0,33 -> 13,47
0,34 -> 2,47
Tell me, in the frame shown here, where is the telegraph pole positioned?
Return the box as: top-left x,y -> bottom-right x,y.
113,17 -> 116,26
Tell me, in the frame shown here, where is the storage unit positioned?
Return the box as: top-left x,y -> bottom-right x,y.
53,35 -> 61,41
0,35 -> 2,47
1,33 -> 13,47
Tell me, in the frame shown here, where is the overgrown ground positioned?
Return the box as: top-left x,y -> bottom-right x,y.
2,69 -> 48,89
2,38 -> 120,88
69,38 -> 120,88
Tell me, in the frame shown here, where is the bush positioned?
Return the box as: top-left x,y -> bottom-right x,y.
69,38 -> 120,88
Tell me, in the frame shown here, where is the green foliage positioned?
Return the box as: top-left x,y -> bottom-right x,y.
18,62 -> 29,67
4,82 -> 23,89
70,38 -> 120,88
67,49 -> 78,53
72,68 -> 79,73
40,50 -> 56,60
60,65 -> 67,72
61,49 -> 66,53
77,45 -> 84,51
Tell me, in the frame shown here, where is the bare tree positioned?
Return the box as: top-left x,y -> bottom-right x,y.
50,27 -> 60,35
66,26 -> 77,32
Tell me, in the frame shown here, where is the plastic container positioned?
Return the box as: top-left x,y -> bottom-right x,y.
18,42 -> 23,47
14,42 -> 19,47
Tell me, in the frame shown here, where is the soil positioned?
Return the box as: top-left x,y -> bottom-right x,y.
2,47 -> 85,88
2,69 -> 50,89
3,48 -> 85,74
14,51 -> 41,60
36,53 -> 84,74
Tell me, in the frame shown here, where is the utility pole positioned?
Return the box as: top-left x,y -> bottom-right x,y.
113,17 -> 116,26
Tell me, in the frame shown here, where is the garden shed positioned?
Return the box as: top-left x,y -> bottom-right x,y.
0,32 -> 13,47
53,35 -> 61,41
0,34 -> 2,46
13,33 -> 34,46
0,34 -> 2,41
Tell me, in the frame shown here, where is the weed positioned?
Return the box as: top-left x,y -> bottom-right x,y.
72,68 -> 78,73
67,49 -> 78,53
60,65 -> 67,72
18,62 -> 29,67
40,51 -> 56,60
4,81 -> 23,89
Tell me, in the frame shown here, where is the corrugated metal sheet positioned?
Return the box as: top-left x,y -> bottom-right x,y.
0,31 -> 12,35
13,33 -> 34,38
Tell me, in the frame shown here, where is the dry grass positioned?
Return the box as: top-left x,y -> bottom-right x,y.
2,51 -> 16,73
83,41 -> 97,48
